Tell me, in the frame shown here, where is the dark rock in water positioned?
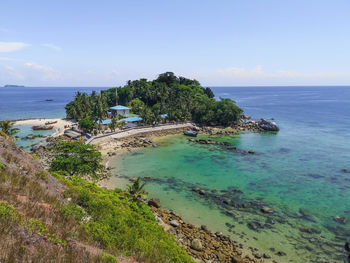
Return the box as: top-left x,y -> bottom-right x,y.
278,147 -> 291,154
148,198 -> 161,208
341,169 -> 349,173
299,208 -> 317,222
261,206 -> 274,214
276,251 -> 286,256
345,242 -> 350,252
334,216 -> 347,224
199,189 -> 206,195
299,227 -> 321,235
248,150 -> 255,154
143,176 -> 151,180
215,231 -> 222,237
129,177 -> 137,182
200,225 -> 208,231
192,187 -> 200,192
263,253 -> 271,259
258,119 -> 279,131
306,173 -> 324,179
247,221 -> 263,232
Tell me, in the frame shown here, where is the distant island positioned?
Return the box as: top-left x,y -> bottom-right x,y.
3,85 -> 25,88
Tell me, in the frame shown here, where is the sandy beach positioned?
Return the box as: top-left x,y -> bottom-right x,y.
15,118 -> 76,137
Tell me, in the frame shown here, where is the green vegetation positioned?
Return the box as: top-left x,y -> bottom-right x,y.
66,72 -> 242,126
0,120 -> 20,138
35,170 -> 49,180
50,141 -> 103,178
78,117 -> 95,133
55,173 -> 193,262
0,202 -> 21,222
126,177 -> 148,200
0,161 -> 5,172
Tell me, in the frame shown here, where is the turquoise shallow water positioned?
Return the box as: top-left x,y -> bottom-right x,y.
109,86 -> 350,262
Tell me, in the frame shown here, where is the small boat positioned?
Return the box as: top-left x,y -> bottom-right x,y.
45,120 -> 57,125
184,130 -> 198,137
32,125 -> 54,130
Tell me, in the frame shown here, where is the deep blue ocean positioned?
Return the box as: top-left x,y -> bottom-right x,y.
1,85 -> 350,262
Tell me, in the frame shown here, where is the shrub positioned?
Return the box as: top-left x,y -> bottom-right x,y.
35,170 -> 48,180
61,203 -> 87,222
0,202 -> 21,222
31,154 -> 39,160
0,161 -> 6,171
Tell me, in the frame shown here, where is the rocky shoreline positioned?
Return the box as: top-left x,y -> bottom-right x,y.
148,202 -> 267,263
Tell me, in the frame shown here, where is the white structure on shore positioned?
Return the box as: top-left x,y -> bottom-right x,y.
110,105 -> 130,117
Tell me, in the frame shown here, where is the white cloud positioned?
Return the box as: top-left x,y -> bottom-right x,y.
0,42 -> 30,52
0,57 -> 12,61
2,65 -> 24,79
218,66 -> 350,80
41,43 -> 62,52
25,62 -> 61,81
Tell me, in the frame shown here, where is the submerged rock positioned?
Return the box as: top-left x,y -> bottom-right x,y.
334,216 -> 347,224
261,206 -> 274,214
345,242 -> 350,252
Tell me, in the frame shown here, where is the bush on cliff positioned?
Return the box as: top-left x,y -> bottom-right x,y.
55,173 -> 194,263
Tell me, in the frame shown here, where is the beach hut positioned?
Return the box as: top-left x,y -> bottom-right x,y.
110,105 -> 130,117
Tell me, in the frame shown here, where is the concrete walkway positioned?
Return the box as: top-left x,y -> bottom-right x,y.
89,122 -> 194,145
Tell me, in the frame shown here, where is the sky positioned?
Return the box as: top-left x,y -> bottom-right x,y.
1,0 -> 350,86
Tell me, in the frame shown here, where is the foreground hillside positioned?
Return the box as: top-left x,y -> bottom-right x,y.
0,134 -> 193,263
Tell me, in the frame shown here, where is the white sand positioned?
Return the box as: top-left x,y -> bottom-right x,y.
15,118 -> 76,137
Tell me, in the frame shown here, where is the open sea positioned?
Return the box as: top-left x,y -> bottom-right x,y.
1,86 -> 350,262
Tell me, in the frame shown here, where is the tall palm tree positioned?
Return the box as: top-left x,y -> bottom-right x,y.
0,120 -> 20,138
126,178 -> 148,200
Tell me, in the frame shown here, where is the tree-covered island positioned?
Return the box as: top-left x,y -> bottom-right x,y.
65,72 -> 243,132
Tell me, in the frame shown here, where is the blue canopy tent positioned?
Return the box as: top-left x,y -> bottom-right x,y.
96,120 -> 112,125
120,116 -> 142,122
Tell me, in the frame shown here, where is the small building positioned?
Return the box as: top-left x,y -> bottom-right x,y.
110,105 -> 130,117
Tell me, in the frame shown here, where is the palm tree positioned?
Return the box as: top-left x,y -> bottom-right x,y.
126,178 -> 148,200
0,120 -> 20,138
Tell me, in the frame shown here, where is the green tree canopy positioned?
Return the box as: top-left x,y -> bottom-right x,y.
65,72 -> 243,126
50,141 -> 103,178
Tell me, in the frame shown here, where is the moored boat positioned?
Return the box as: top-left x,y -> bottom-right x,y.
32,125 -> 54,130
45,120 -> 57,125
184,130 -> 198,137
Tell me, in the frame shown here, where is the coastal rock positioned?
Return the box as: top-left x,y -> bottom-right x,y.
258,119 -> 279,131
191,239 -> 203,251
334,216 -> 347,224
199,189 -> 206,195
261,206 -> 274,214
129,177 -> 138,182
148,198 -> 161,208
170,220 -> 180,227
345,242 -> 350,252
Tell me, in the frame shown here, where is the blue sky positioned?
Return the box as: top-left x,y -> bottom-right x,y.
1,0 -> 350,86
